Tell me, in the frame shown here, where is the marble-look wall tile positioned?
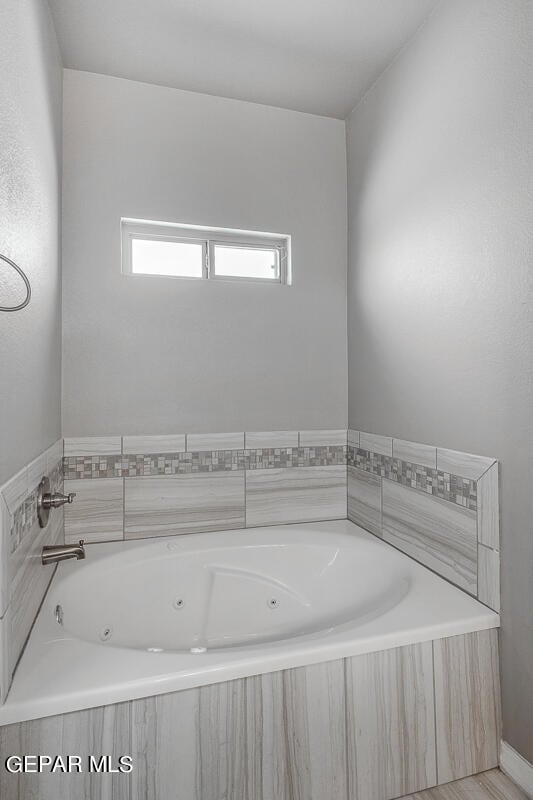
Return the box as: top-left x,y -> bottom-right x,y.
0,495 -> 11,617
477,463 -> 500,551
360,431 -> 393,457
131,660 -> 346,800
124,471 -> 245,539
8,517 -> 57,677
478,545 -> 500,612
0,702 -> 131,800
349,447 -> 477,510
261,662 -> 347,800
436,448 -> 496,480
433,629 -> 501,783
1,467 -> 28,514
64,436 -> 122,457
0,441 -> 66,702
348,466 -> 382,536
186,432 -> 245,451
0,608 -> 11,704
346,641 -> 436,800
44,440 -> 64,474
398,769 -> 528,800
382,481 -> 477,595
64,478 -> 124,544
131,690 -> 199,800
299,429 -> 347,447
27,451 -> 48,493
245,430 -> 299,449
122,434 -> 185,454
294,660 -> 347,800
393,439 -> 437,469
246,466 -> 346,527
347,429 -> 360,446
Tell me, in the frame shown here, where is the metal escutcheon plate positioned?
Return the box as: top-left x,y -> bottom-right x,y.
37,476 -> 51,529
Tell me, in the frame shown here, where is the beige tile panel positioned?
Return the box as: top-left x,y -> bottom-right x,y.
347,429 -> 360,446
27,451 -> 48,494
346,642 -> 436,800
393,439 -> 437,469
246,466 -> 346,527
124,471 -> 245,539
122,434 -> 186,454
478,545 -> 500,612
131,690 -> 199,800
433,629 -> 501,784
347,466 -> 382,536
8,516 -> 57,678
477,463 -> 500,550
64,478 -> 124,544
436,447 -> 496,480
1,466 -> 28,514
44,439 -> 64,473
245,430 -> 299,449
130,660 -> 346,800
64,436 -> 122,457
0,608 -> 11,704
382,481 -> 477,595
0,702 -> 131,800
360,431 -> 393,456
299,429 -> 346,447
186,432 -> 244,451
0,494 -> 11,617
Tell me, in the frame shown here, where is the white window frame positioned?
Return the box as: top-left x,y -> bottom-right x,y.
121,218 -> 291,285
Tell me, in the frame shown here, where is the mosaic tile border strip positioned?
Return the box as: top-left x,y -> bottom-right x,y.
63,444 -> 475,508
10,458 -> 63,554
348,446 -> 477,510
63,446 -> 347,480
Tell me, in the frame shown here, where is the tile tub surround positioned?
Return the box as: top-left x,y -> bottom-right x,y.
347,432 -> 500,612
0,630 -> 500,800
0,440 -> 64,703
63,431 -> 348,544
62,430 -> 500,613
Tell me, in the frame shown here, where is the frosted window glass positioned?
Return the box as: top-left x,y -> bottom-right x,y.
131,238 -> 203,277
213,245 -> 279,280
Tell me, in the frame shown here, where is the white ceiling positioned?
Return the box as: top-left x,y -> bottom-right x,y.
47,0 -> 439,119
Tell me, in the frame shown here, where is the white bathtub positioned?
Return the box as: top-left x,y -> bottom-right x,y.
0,520 -> 498,726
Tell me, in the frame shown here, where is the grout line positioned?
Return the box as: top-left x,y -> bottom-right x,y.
380,475 -> 383,535
244,462 -> 247,528
343,656 -> 353,799
476,459 -> 499,482
432,639 -> 439,786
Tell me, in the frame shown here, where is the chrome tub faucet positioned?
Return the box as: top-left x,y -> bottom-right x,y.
42,540 -> 85,565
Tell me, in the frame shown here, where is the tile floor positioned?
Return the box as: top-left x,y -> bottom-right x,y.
399,769 -> 528,799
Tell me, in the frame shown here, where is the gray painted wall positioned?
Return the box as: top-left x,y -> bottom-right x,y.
61,70 -> 348,436
0,0 -> 62,486
347,0 -> 533,761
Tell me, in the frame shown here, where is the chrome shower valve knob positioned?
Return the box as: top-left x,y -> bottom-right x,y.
42,491 -> 76,509
37,476 -> 77,528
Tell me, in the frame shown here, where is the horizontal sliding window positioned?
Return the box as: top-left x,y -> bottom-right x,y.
121,219 -> 290,284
